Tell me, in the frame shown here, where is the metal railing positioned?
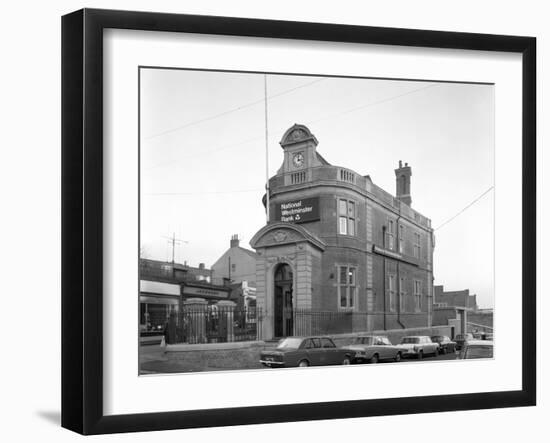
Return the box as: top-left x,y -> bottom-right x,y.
163,307 -> 435,345
166,306 -> 263,344
291,309 -> 369,336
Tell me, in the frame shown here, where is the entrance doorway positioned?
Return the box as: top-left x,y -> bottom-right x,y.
274,263 -> 293,337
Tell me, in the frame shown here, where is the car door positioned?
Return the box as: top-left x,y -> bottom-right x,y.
304,338 -> 323,366
428,337 -> 438,353
378,337 -> 393,359
421,337 -> 430,352
320,338 -> 339,365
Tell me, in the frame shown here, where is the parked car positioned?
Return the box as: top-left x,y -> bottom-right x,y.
457,340 -> 494,359
430,335 -> 457,354
260,336 -> 354,368
454,333 -> 474,350
347,335 -> 406,363
399,336 -> 439,359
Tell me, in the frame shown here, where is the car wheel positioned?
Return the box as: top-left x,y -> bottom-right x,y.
369,354 -> 379,364
418,350 -> 423,360
298,359 -> 309,368
342,356 -> 351,365
394,352 -> 402,362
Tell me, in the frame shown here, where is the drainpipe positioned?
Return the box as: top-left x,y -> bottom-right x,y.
396,214 -> 406,329
382,226 -> 387,331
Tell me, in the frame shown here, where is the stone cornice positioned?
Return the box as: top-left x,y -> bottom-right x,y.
250,222 -> 327,252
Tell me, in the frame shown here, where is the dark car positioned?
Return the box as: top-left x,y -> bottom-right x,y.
430,335 -> 457,354
457,340 -> 494,359
454,333 -> 474,350
260,336 -> 354,368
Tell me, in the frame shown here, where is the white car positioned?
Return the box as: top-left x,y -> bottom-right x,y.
347,335 -> 407,363
399,336 -> 439,359
457,340 -> 494,359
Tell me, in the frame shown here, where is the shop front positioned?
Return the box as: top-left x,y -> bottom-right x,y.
139,280 -> 180,333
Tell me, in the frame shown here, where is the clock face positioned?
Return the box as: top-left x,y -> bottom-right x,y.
293,153 -> 304,168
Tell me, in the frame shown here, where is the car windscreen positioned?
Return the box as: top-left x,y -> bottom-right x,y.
276,338 -> 303,349
465,345 -> 493,359
401,337 -> 419,344
353,336 -> 374,345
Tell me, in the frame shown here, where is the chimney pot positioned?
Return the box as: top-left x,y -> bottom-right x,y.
395,161 -> 412,206
230,235 -> 240,248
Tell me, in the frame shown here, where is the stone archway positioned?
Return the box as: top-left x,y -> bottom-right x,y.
250,222 -> 326,340
273,263 -> 294,337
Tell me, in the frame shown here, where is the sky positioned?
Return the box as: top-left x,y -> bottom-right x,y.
140,68 -> 494,308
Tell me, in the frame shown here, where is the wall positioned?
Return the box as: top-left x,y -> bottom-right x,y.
331,325 -> 453,347
211,245 -> 258,285
435,285 -> 478,310
468,312 -> 494,328
1,2 -> 546,443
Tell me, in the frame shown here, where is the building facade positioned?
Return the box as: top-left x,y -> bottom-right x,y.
139,259 -> 231,332
434,285 -> 478,311
250,124 -> 435,340
211,235 -> 259,286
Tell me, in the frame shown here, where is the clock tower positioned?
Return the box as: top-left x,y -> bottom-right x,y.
277,124 -> 325,177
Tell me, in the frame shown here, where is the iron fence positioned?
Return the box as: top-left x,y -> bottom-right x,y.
165,306 -> 263,344
163,306 -> 433,345
291,309 -> 370,336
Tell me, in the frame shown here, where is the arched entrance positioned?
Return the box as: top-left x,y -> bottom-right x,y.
274,263 -> 293,337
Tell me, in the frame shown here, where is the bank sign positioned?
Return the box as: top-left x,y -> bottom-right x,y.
275,197 -> 320,224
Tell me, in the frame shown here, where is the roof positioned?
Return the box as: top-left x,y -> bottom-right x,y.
237,246 -> 259,259
316,152 -> 330,165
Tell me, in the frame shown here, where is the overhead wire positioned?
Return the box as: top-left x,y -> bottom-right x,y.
143,78 -> 325,140
434,186 -> 494,231
144,81 -> 441,173
143,188 -> 263,196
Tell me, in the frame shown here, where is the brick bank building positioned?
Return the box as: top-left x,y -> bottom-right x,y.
250,124 -> 435,340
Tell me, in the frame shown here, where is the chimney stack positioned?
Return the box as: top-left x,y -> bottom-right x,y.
395,160 -> 412,206
230,234 -> 240,248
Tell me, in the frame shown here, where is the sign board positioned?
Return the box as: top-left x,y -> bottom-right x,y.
140,280 -> 180,295
183,285 -> 230,299
275,197 -> 320,224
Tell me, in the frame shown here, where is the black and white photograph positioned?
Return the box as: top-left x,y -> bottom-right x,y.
0,0 -> 542,440
138,68 -> 495,375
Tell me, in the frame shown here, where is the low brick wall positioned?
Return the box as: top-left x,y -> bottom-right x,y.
468,312 -> 494,328
163,325 -> 453,370
165,341 -> 267,369
330,325 -> 453,347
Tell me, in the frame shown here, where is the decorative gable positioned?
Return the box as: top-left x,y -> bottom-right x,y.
250,222 -> 326,251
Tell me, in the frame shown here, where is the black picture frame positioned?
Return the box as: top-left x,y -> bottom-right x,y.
61,8 -> 536,435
